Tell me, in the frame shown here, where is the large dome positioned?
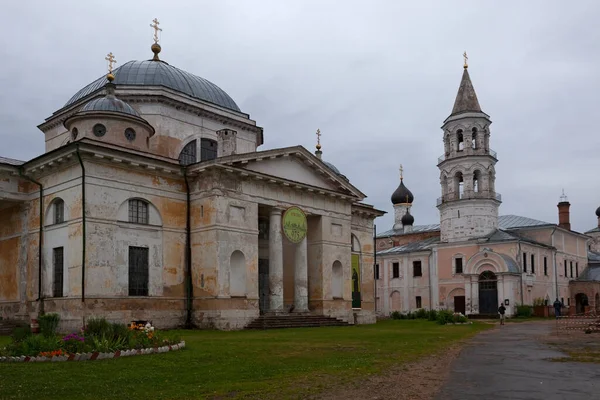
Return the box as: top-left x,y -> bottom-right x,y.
65,60 -> 241,112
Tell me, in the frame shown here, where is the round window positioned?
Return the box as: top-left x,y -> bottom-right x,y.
71,127 -> 78,141
124,128 -> 136,141
93,124 -> 107,137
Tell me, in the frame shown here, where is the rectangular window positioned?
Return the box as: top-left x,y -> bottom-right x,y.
53,247 -> 64,298
522,252 -> 527,273
567,297 -> 570,306
128,246 -> 149,296
570,261 -> 573,278
413,261 -> 422,277
576,262 -> 578,277
531,254 -> 535,274
455,258 -> 463,274
416,296 -> 422,309
543,257 -> 548,276
375,264 -> 380,280
128,199 -> 149,224
392,262 -> 400,279
54,200 -> 64,224
564,260 -> 567,277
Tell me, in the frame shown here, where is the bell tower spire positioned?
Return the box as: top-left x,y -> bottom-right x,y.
437,55 -> 501,243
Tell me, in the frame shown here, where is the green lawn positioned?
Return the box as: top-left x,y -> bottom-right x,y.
0,320 -> 490,399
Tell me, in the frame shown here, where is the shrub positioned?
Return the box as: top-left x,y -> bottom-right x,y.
516,305 -> 532,318
390,311 -> 402,320
415,308 -> 428,319
428,309 -> 438,321
39,313 -> 60,337
85,317 -> 113,338
436,310 -> 455,325
11,325 -> 32,342
5,335 -> 62,357
453,314 -> 468,323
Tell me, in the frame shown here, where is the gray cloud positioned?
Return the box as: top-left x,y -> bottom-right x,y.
2,0 -> 599,232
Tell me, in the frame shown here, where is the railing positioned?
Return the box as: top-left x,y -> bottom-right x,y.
437,191 -> 502,206
438,148 -> 497,163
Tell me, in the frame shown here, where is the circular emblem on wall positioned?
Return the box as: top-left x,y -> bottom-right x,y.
282,206 -> 307,243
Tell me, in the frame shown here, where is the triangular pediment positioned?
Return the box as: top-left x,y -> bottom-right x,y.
203,146 -> 365,199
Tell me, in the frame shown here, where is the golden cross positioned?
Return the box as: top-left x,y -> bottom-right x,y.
316,129 -> 321,148
105,52 -> 117,74
463,51 -> 468,69
150,18 -> 162,44
399,164 -> 404,180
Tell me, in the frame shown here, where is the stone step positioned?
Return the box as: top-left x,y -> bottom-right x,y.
245,314 -> 351,330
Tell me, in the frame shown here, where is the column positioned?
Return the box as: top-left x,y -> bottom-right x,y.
294,235 -> 308,312
269,209 -> 284,312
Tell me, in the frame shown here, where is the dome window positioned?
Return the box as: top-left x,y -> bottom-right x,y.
71,128 -> 78,141
93,124 -> 107,137
124,128 -> 136,142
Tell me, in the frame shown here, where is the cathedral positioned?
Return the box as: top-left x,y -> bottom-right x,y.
0,22 -> 383,330
375,58 -> 600,317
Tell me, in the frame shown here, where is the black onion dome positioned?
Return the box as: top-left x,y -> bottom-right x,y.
401,210 -> 414,226
65,60 -> 241,112
391,180 -> 414,205
596,206 -> 600,217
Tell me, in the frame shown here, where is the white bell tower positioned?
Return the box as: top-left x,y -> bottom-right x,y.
437,55 -> 501,243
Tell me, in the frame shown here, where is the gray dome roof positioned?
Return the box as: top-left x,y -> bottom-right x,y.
324,161 -> 340,175
596,206 -> 600,218
65,60 -> 241,112
81,96 -> 140,118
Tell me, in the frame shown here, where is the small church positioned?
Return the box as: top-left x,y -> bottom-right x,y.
0,21 -> 384,330
375,55 -> 599,317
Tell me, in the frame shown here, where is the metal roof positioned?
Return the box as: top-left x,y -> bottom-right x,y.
81,96 -> 140,118
585,227 -> 600,234
577,266 -> 600,282
0,156 -> 25,166
377,237 -> 440,255
65,60 -> 241,112
376,215 -> 553,238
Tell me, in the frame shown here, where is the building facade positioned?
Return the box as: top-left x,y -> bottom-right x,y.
0,35 -> 384,330
375,64 -> 596,317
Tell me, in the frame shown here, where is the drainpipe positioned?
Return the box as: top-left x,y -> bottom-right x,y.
373,224 -> 377,314
517,240 -> 524,306
551,227 -> 558,300
428,250 -> 433,311
75,145 -> 86,302
183,169 -> 193,328
18,168 -> 44,314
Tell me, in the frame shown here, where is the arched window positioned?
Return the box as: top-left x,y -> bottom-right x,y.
201,139 -> 218,161
332,261 -> 343,299
179,140 -> 197,166
455,172 -> 464,199
471,127 -> 477,149
473,170 -> 481,193
457,130 -> 464,152
230,250 -> 246,296
390,291 -> 402,312
54,199 -> 65,224
128,199 -> 149,224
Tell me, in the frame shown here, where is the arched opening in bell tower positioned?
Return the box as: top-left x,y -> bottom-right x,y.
473,170 -> 481,193
471,127 -> 477,149
457,130 -> 464,152
454,172 -> 464,199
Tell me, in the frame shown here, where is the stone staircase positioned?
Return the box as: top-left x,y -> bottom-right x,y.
0,319 -> 27,335
245,314 -> 351,330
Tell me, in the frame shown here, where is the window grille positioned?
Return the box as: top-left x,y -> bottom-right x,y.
201,139 -> 218,161
54,199 -> 65,224
128,199 -> 149,224
53,247 -> 64,298
179,140 -> 197,166
128,246 -> 149,296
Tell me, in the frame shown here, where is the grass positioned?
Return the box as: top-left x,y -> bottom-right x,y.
0,320 -> 490,399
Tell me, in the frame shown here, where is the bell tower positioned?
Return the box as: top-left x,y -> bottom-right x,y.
437,55 -> 501,242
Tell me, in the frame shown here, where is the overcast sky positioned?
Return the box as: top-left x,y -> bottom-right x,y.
2,0 -> 599,233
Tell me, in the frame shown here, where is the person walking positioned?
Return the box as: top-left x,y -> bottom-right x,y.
553,298 -> 562,319
498,303 -> 506,325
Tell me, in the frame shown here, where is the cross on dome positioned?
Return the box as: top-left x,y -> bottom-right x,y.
150,18 -> 162,44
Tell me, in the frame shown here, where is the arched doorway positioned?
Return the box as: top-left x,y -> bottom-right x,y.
575,293 -> 589,314
478,271 -> 498,314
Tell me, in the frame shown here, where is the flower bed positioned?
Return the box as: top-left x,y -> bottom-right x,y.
0,314 -> 183,363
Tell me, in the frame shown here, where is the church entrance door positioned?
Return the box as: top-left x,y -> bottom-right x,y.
351,254 -> 361,308
478,271 -> 498,315
454,296 -> 466,314
258,259 -> 269,314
